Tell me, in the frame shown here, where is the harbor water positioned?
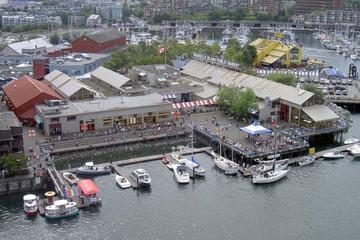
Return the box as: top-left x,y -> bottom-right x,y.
0,114 -> 360,240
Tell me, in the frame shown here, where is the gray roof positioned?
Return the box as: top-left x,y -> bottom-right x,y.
0,111 -> 22,130
91,66 -> 130,89
49,53 -> 111,67
302,105 -> 339,122
86,30 -> 125,43
8,38 -> 53,54
182,60 -> 314,106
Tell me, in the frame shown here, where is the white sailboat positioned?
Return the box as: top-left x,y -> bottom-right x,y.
298,156 -> 316,166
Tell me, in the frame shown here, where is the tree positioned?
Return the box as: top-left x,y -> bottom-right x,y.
216,86 -> 239,108
0,153 -> 28,175
303,83 -> 324,98
240,45 -> 257,66
49,33 -> 60,45
230,88 -> 257,116
268,73 -> 295,86
122,4 -> 132,20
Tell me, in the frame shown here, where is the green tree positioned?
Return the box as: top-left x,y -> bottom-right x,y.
230,88 -> 257,116
0,153 -> 28,175
303,83 -> 324,98
216,86 -> 240,108
268,73 -> 295,86
239,45 -> 257,66
122,4 -> 132,20
49,33 -> 60,45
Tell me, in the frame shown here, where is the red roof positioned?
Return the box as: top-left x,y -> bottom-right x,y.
2,75 -> 62,108
78,179 -> 100,195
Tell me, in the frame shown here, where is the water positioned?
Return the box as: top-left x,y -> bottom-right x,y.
1,114 -> 360,240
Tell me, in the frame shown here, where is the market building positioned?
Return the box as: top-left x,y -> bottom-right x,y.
0,111 -> 23,154
35,93 -> 173,136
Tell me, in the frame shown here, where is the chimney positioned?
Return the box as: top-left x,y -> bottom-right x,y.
14,84 -> 16,89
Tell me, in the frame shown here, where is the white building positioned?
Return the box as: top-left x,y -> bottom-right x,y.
0,38 -> 53,56
86,14 -> 102,27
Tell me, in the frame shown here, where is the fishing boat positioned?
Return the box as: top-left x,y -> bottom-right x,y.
76,162 -> 111,175
129,169 -> 151,187
62,172 -> 80,185
252,167 -> 291,184
344,138 -> 360,145
322,151 -> 345,159
173,164 -> 190,184
298,156 -> 316,166
115,175 -> 131,189
211,150 -> 239,175
44,199 -> 79,220
23,194 -> 38,217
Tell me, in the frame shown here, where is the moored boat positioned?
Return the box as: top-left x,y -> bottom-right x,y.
129,169 -> 151,187
173,164 -> 190,184
322,151 -> 345,159
298,156 -> 316,166
252,167 -> 291,184
344,138 -> 360,145
45,199 -> 79,220
62,172 -> 80,185
23,194 -> 38,217
171,152 -> 206,177
211,150 -> 239,175
115,175 -> 131,189
77,179 -> 102,206
76,162 -> 111,175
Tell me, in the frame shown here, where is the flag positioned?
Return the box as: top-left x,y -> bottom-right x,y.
159,47 -> 166,54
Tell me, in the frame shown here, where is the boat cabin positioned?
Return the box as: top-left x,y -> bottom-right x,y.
77,179 -> 101,206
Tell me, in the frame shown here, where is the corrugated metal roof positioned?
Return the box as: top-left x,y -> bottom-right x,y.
302,105 -> 339,122
8,38 -> 53,54
91,66 -> 130,89
86,30 -> 125,43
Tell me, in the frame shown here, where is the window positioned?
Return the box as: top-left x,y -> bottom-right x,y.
158,112 -> 170,119
67,116 -> 76,121
103,117 -> 112,127
50,117 -> 59,122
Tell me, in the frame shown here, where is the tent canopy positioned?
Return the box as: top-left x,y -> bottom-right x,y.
240,121 -> 272,135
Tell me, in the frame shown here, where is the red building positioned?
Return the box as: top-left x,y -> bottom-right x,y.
295,0 -> 345,14
71,30 -> 126,53
2,75 -> 63,124
33,57 -> 50,80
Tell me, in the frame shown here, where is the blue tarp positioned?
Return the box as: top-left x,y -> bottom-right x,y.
324,67 -> 346,77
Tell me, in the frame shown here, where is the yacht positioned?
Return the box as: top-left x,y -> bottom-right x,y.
129,169 -> 151,187
115,175 -> 131,189
344,138 -> 360,145
322,151 -> 345,159
298,156 -> 316,166
23,194 -> 38,217
45,199 -> 79,220
252,167 -> 291,184
62,172 -> 80,185
173,164 -> 190,184
76,162 -> 111,175
211,150 -> 239,175
171,152 -> 206,177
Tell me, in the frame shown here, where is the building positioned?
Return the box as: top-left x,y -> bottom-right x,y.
97,2 -> 123,22
1,14 -> 62,27
248,0 -> 280,15
181,60 -> 339,129
144,0 -> 191,19
250,38 -> 302,67
71,30 -> 126,53
32,53 -> 112,78
44,70 -> 98,100
90,66 -> 130,94
294,10 -> 360,27
295,0 -> 345,15
86,14 -> 102,27
35,93 -> 173,136
2,75 -> 63,124
0,38 -> 53,56
0,111 -> 23,155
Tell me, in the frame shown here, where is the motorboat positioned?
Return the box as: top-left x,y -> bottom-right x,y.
115,175 -> 131,189
171,152 -> 206,177
252,167 -> 291,184
211,150 -> 239,175
173,164 -> 190,184
350,54 -> 358,60
162,156 -> 175,170
298,156 -> 316,166
45,199 -> 79,220
346,144 -> 360,152
62,172 -> 80,185
322,151 -> 345,159
350,148 -> 360,157
344,138 -> 360,145
23,194 -> 38,217
76,162 -> 111,175
129,169 -> 151,187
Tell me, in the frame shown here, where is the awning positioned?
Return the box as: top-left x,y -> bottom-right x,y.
162,93 -> 176,100
261,55 -> 282,65
172,99 -> 215,109
240,121 -> 272,135
78,179 -> 100,195
302,105 -> 339,122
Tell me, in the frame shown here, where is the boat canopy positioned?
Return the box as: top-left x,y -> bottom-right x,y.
54,199 -> 68,206
23,194 -> 37,201
85,162 -> 94,167
78,179 -> 100,195
240,121 -> 272,135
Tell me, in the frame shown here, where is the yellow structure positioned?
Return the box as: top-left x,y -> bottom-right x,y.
250,38 -> 302,67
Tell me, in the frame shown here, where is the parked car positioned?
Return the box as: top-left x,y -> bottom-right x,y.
331,79 -> 337,85
324,79 -> 330,84
342,90 -> 347,95
335,90 -> 341,95
342,79 -> 348,85
336,79 -> 342,84
348,79 -> 353,85
322,89 -> 329,94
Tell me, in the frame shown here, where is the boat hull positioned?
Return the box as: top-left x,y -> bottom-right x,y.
45,209 -> 79,220
76,168 -> 111,175
252,168 -> 290,184
298,157 -> 316,166
25,209 -> 37,217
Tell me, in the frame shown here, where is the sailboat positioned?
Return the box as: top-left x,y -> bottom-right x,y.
252,116 -> 291,184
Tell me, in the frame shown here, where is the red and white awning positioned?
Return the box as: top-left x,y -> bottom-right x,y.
172,99 -> 216,109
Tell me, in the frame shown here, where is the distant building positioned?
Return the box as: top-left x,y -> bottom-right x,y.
0,111 -> 23,155
250,38 -> 302,67
0,38 -> 53,56
87,1 -> 123,21
71,30 -> 126,53
86,14 -> 102,27
293,10 -> 360,27
295,0 -> 345,15
1,14 -> 62,27
2,75 -> 63,124
90,66 -> 130,94
248,0 -> 280,15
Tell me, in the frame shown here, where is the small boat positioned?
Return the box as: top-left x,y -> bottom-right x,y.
346,144 -> 360,152
23,194 -> 38,217
344,138 -> 360,145
171,152 -> 206,177
45,199 -> 79,220
62,172 -> 80,185
162,157 -> 175,170
350,54 -> 358,60
322,151 -> 345,159
129,169 -> 151,187
298,156 -> 316,166
173,164 -> 190,184
76,162 -> 111,175
115,175 -> 131,189
211,150 -> 239,175
252,167 -> 291,184
350,147 -> 360,157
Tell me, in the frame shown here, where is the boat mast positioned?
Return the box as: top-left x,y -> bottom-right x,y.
191,122 -> 194,156
272,105 -> 278,171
